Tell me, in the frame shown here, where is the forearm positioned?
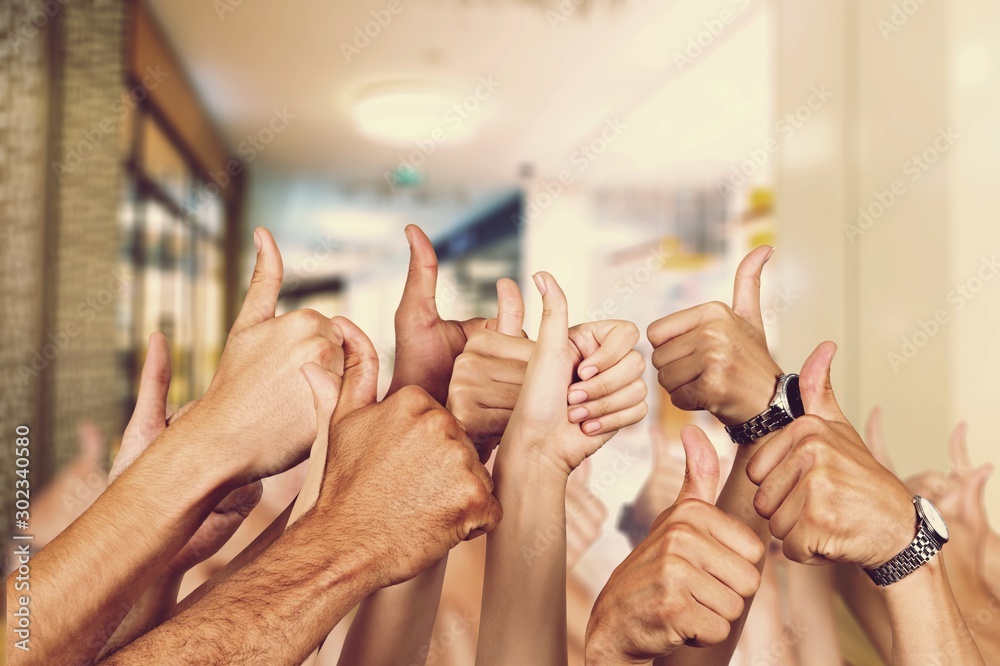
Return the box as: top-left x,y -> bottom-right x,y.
337,372 -> 452,666
833,563 -> 893,661
172,500 -> 294,617
25,425 -> 230,664
785,562 -> 840,666
882,557 -> 984,665
98,573 -> 183,658
337,557 -> 449,666
100,508 -> 377,665
477,454 -> 568,666
655,440 -> 772,666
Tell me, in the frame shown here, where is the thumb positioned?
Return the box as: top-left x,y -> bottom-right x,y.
495,278 -> 525,336
398,224 -> 440,323
330,317 -> 380,425
799,341 -> 847,423
299,363 -> 340,440
948,421 -> 972,475
532,272 -> 569,351
292,362 -> 341,523
959,463 -> 994,526
732,246 -> 774,334
675,426 -> 720,504
113,332 -> 171,482
864,406 -> 896,473
231,228 -> 284,334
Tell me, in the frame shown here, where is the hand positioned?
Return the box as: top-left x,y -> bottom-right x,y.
566,460 -> 608,571
448,288 -> 645,461
189,227 -> 345,482
109,332 -> 263,576
865,409 -> 999,601
389,225 -> 517,404
648,247 -> 782,426
585,426 -> 765,663
307,316 -> 503,587
499,272 -> 648,477
747,343 -> 915,568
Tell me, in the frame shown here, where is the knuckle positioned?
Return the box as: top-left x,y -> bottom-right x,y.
398,384 -> 433,409
291,308 -> 325,333
704,301 -> 733,319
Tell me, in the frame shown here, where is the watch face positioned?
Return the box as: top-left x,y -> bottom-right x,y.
916,496 -> 950,543
784,374 -> 805,418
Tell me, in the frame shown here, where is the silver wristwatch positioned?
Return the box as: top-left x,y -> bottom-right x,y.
724,374 -> 804,445
864,496 -> 950,587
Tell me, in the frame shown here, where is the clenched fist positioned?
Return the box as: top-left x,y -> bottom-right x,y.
305,317 -> 503,587
586,426 -> 765,663
747,343 -> 915,568
648,247 -> 782,426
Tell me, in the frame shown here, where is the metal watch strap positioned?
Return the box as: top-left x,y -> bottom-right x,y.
864,526 -> 943,587
724,405 -> 795,445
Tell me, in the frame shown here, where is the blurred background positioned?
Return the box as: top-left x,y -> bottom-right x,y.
3,0 -> 1000,663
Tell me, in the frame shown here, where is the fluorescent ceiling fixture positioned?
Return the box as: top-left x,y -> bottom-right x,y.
348,80 -> 492,148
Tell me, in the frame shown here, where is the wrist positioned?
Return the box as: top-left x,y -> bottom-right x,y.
144,421 -> 237,504
295,506 -> 384,595
495,435 -> 573,489
723,365 -> 783,426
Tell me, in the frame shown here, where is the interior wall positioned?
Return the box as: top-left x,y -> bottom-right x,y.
776,0 -> 998,523
949,0 -> 1000,520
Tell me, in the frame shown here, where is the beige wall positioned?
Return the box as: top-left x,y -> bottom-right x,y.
776,0 -> 999,524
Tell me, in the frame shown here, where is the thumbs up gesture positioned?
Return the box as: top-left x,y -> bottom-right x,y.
746,342 -> 915,569
449,278 -> 647,463
305,316 -> 503,588
190,227 -> 347,482
585,426 -> 765,662
499,273 -> 645,475
647,247 -> 783,426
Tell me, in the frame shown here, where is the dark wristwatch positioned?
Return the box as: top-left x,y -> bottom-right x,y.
864,496 -> 949,587
617,504 -> 650,546
724,374 -> 804,445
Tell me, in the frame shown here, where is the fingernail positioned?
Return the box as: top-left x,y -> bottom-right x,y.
253,230 -> 262,253
578,365 -> 598,381
404,226 -> 413,246
582,421 -> 601,434
568,390 -> 587,405
532,273 -> 546,295
569,407 -> 588,423
765,246 -> 775,262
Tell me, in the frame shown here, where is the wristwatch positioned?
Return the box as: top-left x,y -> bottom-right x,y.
864,496 -> 950,587
617,504 -> 649,546
865,496 -> 949,586
724,374 -> 804,445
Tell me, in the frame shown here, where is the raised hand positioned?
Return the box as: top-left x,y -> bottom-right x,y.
109,333 -> 263,576
388,224 -> 505,403
747,343 -> 915,568
501,272 -> 646,476
863,409 -> 1000,602
585,426 -> 765,663
448,280 -> 645,461
309,316 -> 503,587
190,227 -> 345,482
648,247 -> 781,426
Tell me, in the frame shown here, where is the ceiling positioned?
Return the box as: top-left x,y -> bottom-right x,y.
146,0 -> 772,188
145,0 -> 772,280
